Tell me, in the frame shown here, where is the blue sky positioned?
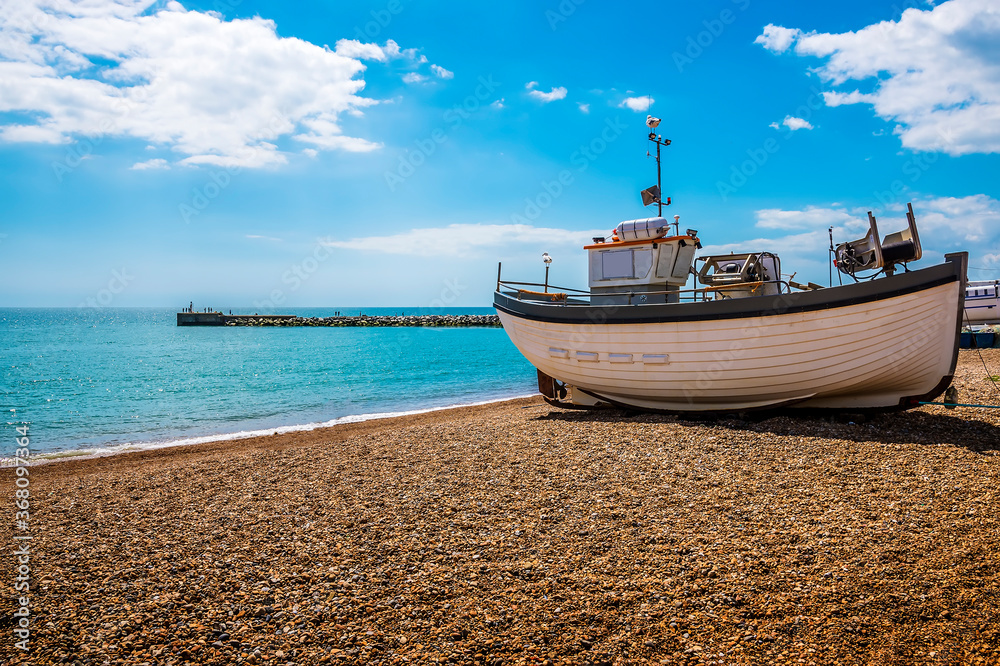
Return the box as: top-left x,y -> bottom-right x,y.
1,0 -> 999,308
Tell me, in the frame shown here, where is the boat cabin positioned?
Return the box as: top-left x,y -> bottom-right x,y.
585,217 -> 699,305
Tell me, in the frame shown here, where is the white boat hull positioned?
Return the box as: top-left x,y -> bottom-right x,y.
966,280 -> 1000,325
495,255 -> 966,412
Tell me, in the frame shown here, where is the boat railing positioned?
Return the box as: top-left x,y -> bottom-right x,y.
497,279 -> 798,305
498,280 -> 592,295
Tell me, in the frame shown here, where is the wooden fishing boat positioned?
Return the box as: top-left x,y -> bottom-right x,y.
494,121 -> 967,413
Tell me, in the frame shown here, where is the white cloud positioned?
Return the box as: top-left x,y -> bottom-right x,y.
246,234 -> 282,242
578,102 -> 590,114
0,1 -> 407,167
783,116 -> 814,131
911,194 -> 1000,245
754,206 -> 856,231
771,115 -> 814,131
130,158 -> 169,170
292,130 -> 380,153
321,223 -> 606,257
711,195 -> 1000,283
754,24 -> 802,53
753,197 -> 1000,246
822,90 -> 876,106
526,82 -> 567,103
402,72 -> 427,84
384,40 -> 424,62
333,38 -> 423,63
699,230 -> 834,274
430,64 -> 453,79
333,39 -> 389,62
756,0 -> 1000,155
619,96 -> 654,112
490,98 -> 505,110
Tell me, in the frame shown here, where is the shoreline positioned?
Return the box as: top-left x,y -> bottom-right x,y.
12,348 -> 1000,470
4,393 -> 537,469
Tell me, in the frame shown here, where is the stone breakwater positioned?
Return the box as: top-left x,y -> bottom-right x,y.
222,315 -> 502,328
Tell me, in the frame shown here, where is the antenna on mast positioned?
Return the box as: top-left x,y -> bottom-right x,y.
641,115 -> 671,217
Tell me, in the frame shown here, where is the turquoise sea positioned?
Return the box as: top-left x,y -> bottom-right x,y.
1,307 -> 536,461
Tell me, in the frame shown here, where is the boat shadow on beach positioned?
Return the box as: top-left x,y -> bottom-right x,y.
533,407 -> 1000,453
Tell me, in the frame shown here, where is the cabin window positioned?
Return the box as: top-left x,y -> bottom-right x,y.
601,250 -> 634,279
634,249 -> 653,279
655,244 -> 676,278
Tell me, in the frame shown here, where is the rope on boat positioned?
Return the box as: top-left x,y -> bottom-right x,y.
517,289 -> 567,302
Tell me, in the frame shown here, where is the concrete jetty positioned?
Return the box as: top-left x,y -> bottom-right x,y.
176,312 -> 501,327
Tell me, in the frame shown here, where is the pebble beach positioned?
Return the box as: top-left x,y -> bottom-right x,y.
4,350 -> 1000,666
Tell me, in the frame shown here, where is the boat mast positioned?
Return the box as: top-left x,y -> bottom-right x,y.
828,226 -> 834,288
656,138 -> 662,218
645,115 -> 671,219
